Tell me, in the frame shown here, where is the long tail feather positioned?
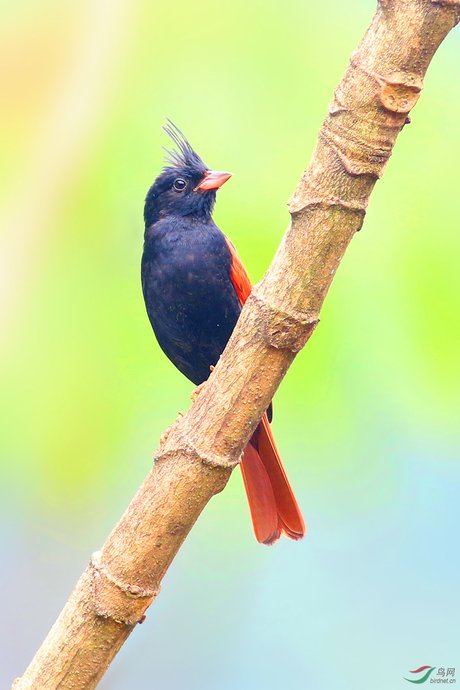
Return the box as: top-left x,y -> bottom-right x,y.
240,444 -> 281,545
240,413 -> 306,544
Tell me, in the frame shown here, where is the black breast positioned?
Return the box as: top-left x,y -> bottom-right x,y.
141,216 -> 241,385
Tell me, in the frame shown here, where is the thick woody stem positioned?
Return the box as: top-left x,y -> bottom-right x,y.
12,2 -> 460,688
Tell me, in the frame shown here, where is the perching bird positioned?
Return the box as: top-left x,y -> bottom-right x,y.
141,121 -> 305,544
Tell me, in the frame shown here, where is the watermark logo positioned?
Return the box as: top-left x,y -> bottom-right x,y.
404,667 -> 456,684
404,667 -> 436,684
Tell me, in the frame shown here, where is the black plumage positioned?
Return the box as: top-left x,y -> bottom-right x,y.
141,122 -> 240,384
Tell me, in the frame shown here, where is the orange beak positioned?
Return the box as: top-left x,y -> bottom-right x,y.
194,170 -> 232,192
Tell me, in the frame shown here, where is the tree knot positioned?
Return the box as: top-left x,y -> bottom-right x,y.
90,551 -> 159,626
249,290 -> 319,352
321,118 -> 392,178
375,71 -> 423,114
156,440 -> 240,471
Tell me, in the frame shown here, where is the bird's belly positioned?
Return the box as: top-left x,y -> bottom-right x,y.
143,253 -> 241,385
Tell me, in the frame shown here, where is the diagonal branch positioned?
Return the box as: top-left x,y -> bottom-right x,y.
12,1 -> 460,688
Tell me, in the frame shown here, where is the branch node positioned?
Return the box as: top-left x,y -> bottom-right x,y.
374,71 -> 423,114
321,121 -> 389,178
90,551 -> 159,626
156,442 -> 239,471
328,92 -> 348,117
249,290 -> 319,352
289,199 -> 366,215
288,176 -> 368,214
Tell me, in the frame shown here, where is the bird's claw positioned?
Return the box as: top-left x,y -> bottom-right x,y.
190,366 -> 215,403
190,382 -> 206,403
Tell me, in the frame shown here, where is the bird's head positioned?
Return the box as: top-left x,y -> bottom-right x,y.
144,120 -> 232,227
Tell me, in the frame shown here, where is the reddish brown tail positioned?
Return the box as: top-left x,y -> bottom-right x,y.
240,413 -> 306,545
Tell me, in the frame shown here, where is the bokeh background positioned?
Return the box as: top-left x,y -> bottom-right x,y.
1,1 -> 459,688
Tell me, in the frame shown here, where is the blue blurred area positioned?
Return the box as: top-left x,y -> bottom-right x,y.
1,1 -> 459,688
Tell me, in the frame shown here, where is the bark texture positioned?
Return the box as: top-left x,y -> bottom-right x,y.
12,1 -> 460,688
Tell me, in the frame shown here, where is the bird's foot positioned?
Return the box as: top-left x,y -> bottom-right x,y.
190,382 -> 206,403
190,366 -> 215,403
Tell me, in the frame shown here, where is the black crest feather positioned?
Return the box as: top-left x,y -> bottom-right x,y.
162,119 -> 207,172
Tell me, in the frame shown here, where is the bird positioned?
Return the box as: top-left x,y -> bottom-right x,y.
141,121 -> 305,545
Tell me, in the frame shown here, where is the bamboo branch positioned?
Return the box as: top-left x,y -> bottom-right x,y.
12,1 -> 460,688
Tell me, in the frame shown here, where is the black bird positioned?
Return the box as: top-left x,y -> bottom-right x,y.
141,121 -> 305,544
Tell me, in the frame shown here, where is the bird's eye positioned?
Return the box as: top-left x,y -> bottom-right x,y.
173,178 -> 187,192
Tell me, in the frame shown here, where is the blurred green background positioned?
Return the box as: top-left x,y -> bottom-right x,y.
1,1 -> 459,688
